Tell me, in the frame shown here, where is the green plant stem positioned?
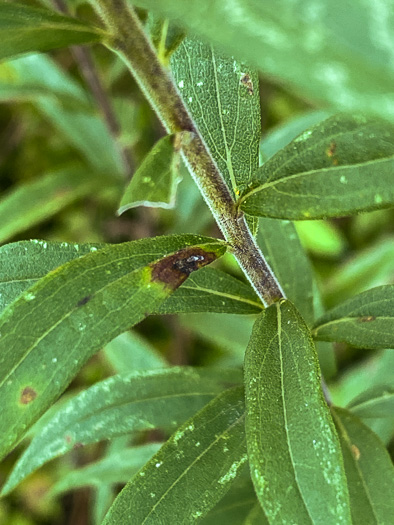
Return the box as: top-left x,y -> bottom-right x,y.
91,0 -> 284,306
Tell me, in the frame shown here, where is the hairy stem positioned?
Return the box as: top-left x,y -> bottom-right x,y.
91,0 -> 284,306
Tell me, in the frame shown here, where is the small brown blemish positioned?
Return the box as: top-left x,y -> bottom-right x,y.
326,141 -> 339,165
359,315 -> 376,322
351,444 -> 361,461
20,386 -> 37,405
240,74 -> 254,95
326,141 -> 336,157
65,434 -> 73,445
151,247 -> 218,289
77,295 -> 91,307
73,442 -> 83,450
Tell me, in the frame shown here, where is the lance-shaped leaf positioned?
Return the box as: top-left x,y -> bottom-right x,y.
0,53 -> 88,103
0,54 -> 125,175
201,465 -> 257,525
202,473 -> 257,525
324,238 -> 394,307
244,300 -> 351,524
133,0 -> 394,122
347,385 -> 394,419
147,14 -> 185,63
1,367 -> 240,496
313,285 -> 394,349
331,407 -> 394,525
0,240 -> 105,313
118,134 -> 181,212
0,234 -> 225,461
257,218 -> 314,325
295,220 -> 346,258
0,2 -> 105,61
256,219 -> 337,376
50,443 -> 162,496
0,166 -> 115,244
0,242 -> 259,315
172,37 -> 260,197
243,504 -> 269,525
260,110 -> 331,162
103,387 -> 247,524
239,114 -> 394,219
181,313 -> 254,367
104,331 -> 168,373
157,266 -> 262,315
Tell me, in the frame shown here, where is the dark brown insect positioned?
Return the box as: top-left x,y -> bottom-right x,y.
240,74 -> 254,95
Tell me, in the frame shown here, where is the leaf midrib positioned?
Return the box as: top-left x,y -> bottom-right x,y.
141,412 -> 246,524
277,303 -> 314,524
240,153 -> 394,204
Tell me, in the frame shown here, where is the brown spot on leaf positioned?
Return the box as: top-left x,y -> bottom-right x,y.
240,74 -> 254,95
77,295 -> 92,307
326,141 -> 336,157
151,247 -> 218,289
73,442 -> 83,450
359,315 -> 376,322
351,444 -> 360,461
65,434 -> 73,445
20,386 -> 37,405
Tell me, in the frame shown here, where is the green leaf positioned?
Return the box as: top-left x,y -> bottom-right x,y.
104,331 -> 167,372
0,240 -> 106,314
0,242 -> 259,316
171,37 -> 260,197
332,407 -> 394,525
260,110 -> 331,162
134,0 -> 394,122
118,134 -> 181,212
239,114 -> 394,219
103,387 -> 247,524
0,2 -> 104,61
147,14 -> 185,63
329,350 -> 394,407
329,350 -> 394,444
313,282 -> 337,380
0,53 -> 88,104
257,218 -> 314,325
201,472 -> 257,525
324,238 -> 394,307
0,234 -> 225,461
0,54 -> 125,175
2,367 -> 240,496
243,504 -> 269,525
0,165 -> 114,244
244,300 -> 351,524
347,385 -> 394,419
313,285 -> 394,349
158,267 -> 262,315
50,443 -> 162,495
295,220 -> 346,258
180,313 -> 254,367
